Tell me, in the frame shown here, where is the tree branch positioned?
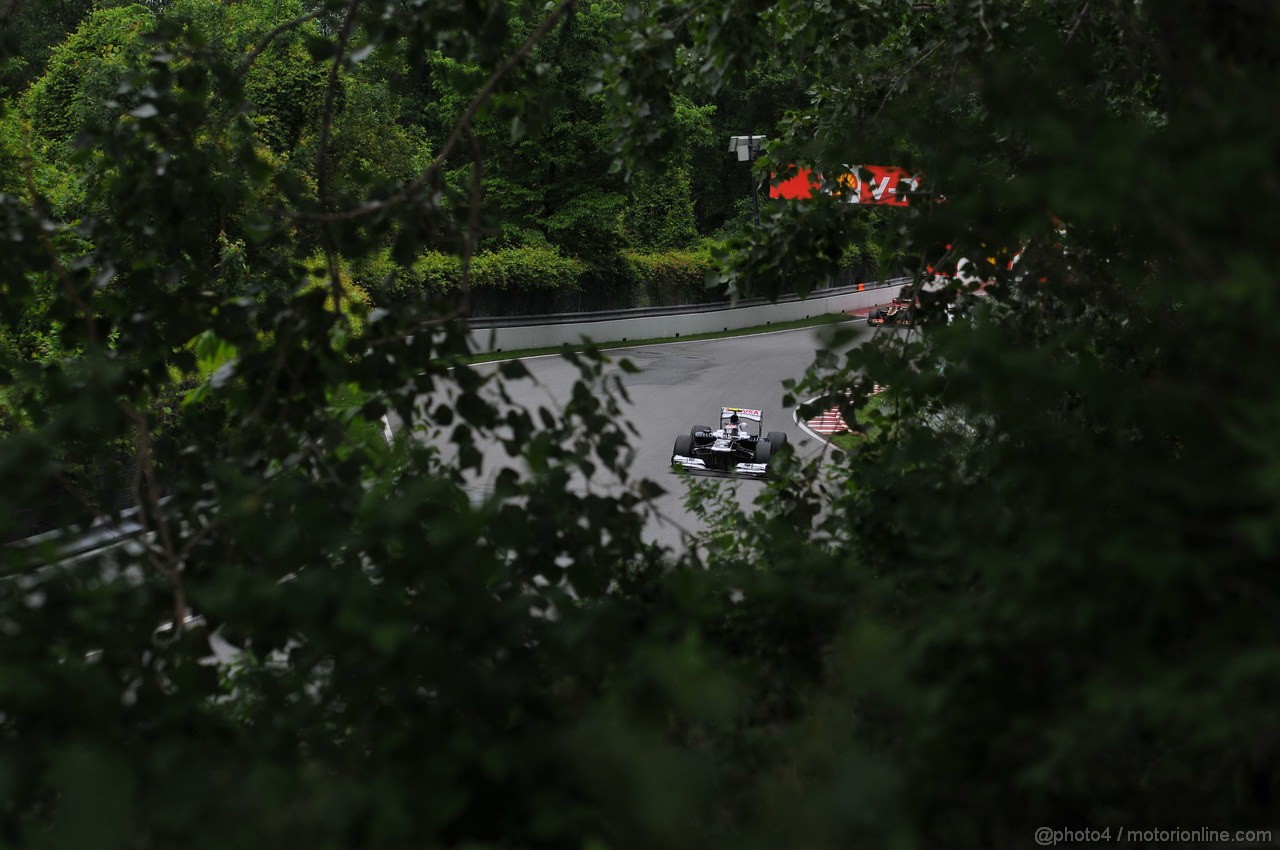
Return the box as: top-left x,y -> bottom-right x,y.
1066,1 -> 1092,43
292,0 -> 578,224
234,8 -> 326,79
459,120 -> 485,317
121,403 -> 188,635
978,0 -> 994,44
870,40 -> 942,127
316,0 -> 361,317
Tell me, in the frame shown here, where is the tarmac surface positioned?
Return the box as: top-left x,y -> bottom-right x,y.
393,304 -> 906,551
429,320 -> 879,551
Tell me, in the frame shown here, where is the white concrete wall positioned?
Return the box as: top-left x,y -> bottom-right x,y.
467,284 -> 904,353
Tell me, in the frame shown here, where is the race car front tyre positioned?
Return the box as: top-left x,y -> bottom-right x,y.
753,440 -> 772,464
767,431 -> 788,449
673,434 -> 695,462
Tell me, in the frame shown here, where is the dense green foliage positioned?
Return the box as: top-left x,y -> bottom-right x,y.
411,247 -> 587,293
367,245 -> 724,315
4,0 -> 796,318
622,244 -> 720,307
2,0 -> 1280,847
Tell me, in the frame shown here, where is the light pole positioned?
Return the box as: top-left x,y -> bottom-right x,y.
728,134 -> 766,227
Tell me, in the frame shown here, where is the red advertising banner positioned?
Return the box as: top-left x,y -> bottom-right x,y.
770,167 -> 821,200
769,165 -> 921,206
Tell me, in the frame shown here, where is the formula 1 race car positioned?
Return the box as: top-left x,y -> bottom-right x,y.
867,299 -> 916,327
671,406 -> 789,477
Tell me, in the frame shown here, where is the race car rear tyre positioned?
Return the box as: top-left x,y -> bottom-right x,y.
673,434 -> 695,462
753,440 -> 772,464
767,431 -> 788,449
691,425 -> 712,437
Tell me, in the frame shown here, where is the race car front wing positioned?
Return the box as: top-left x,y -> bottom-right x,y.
672,455 -> 769,477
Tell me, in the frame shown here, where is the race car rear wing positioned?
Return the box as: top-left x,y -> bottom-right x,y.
721,406 -> 762,422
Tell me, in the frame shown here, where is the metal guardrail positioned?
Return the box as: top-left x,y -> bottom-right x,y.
5,507 -> 150,575
467,278 -> 909,329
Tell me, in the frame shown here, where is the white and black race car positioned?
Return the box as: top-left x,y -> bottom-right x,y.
671,406 -> 788,477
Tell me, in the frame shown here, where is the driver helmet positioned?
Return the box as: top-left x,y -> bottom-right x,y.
729,413 -> 740,430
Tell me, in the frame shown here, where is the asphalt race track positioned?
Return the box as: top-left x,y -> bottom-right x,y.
444,322 -> 871,551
